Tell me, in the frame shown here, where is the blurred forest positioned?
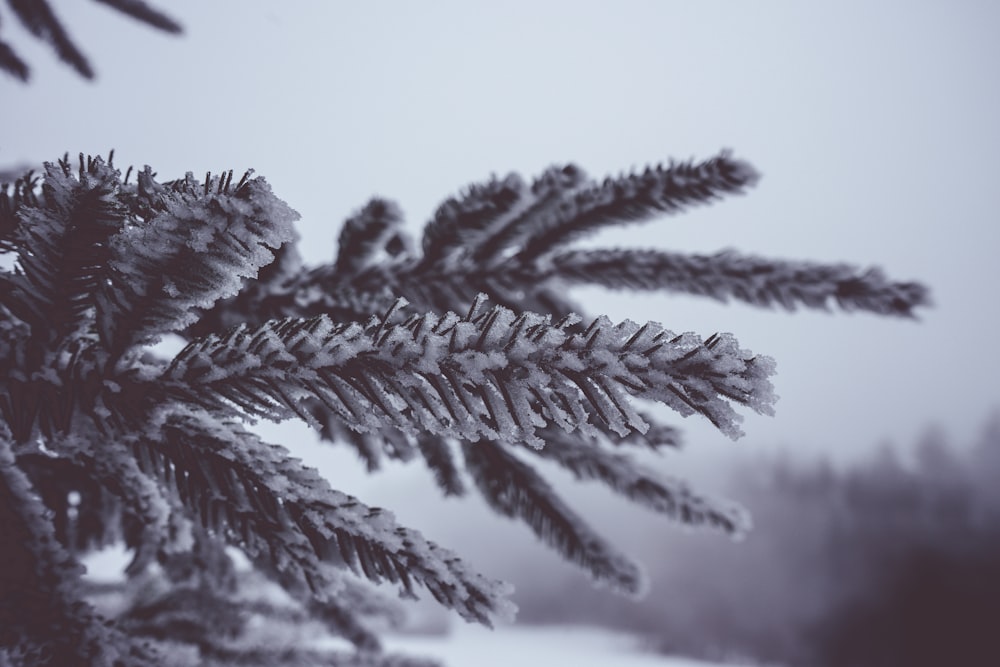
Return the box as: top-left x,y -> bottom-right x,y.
510,410 -> 1000,667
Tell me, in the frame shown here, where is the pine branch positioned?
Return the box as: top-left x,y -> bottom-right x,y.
0,439 -> 162,665
118,556 -> 403,659
112,556 -> 432,665
194,646 -> 441,667
541,248 -> 931,317
0,168 -> 39,251
183,153 -> 757,334
240,521 -> 409,652
100,166 -> 299,351
0,157 -> 299,353
119,586 -> 246,650
611,411 -> 683,450
307,401 -> 466,496
0,334 -> 109,443
7,0 -> 93,78
2,0 -> 181,82
92,0 -> 181,34
462,438 -> 646,594
0,35 -> 29,81
19,452 -> 122,552
291,264 -> 400,323
523,429 -> 748,534
82,441 -> 174,574
19,441 -> 175,575
133,406 -> 516,627
515,150 -> 759,262
417,434 -> 466,497
3,157 -> 126,339
185,235 -> 306,340
470,164 -> 588,266
245,548 -> 408,652
557,406 -> 682,451
336,198 -> 411,277
182,152 -> 929,347
160,298 -> 775,445
0,149 -> 932,663
419,172 -> 528,269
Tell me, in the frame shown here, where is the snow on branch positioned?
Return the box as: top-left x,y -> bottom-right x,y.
523,429 -> 748,535
398,152 -> 757,301
135,406 -> 516,626
542,248 -> 931,317
470,164 -> 588,266
0,439 -> 161,665
160,297 -> 777,444
417,433 -> 467,497
23,433 -> 175,575
612,412 -> 684,450
0,156 -> 300,353
102,165 -> 298,350
515,150 -> 759,262
0,168 -> 40,251
335,198 -> 410,277
420,172 -> 528,269
462,438 -> 647,595
3,156 -> 127,339
187,151 -> 931,347
261,562 -> 391,652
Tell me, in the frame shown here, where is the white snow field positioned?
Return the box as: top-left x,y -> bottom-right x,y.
381,623 -> 751,667
83,537 -> 753,667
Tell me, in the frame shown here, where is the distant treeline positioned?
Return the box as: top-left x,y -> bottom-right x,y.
514,411 -> 1000,667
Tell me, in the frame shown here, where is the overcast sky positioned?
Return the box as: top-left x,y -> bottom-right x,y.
2,2 -> 999,514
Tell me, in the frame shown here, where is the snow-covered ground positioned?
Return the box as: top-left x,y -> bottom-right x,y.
382,624 -> 750,667
83,546 -> 751,667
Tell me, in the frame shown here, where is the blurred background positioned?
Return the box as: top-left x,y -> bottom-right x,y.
3,2 -> 999,665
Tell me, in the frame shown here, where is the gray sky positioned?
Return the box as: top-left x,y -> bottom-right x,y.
2,2 -> 998,499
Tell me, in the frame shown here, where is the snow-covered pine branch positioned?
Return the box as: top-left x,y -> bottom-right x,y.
512,150 -> 760,263
521,428 -> 747,534
103,164 -> 298,351
0,156 -> 297,354
334,198 -> 411,277
539,248 -> 931,317
468,165 -> 588,266
610,412 -> 684,450
418,173 -> 528,271
462,437 -> 647,595
160,297 -> 776,445
413,151 -> 757,270
0,168 -> 41,252
189,150 -> 926,338
0,150 -> 930,664
415,433 -> 467,497
0,438 -> 161,666
132,405 -> 516,626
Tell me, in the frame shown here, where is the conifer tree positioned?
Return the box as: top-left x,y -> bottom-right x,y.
0,150 -> 928,666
